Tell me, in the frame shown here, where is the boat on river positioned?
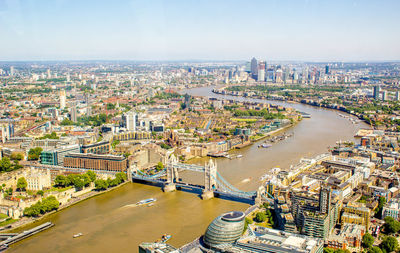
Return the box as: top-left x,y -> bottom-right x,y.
136,198 -> 156,206
161,234 -> 172,243
259,144 -> 272,148
73,233 -> 83,238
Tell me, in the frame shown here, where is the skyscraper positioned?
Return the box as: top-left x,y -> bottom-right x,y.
257,69 -> 265,82
325,65 -> 330,75
373,86 -> 381,100
60,90 -> 66,110
121,111 -> 137,131
319,184 -> 331,214
382,91 -> 388,101
250,57 -> 258,80
9,66 -> 15,76
396,91 -> 400,101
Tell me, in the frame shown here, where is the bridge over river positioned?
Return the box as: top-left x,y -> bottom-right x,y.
131,155 -> 274,205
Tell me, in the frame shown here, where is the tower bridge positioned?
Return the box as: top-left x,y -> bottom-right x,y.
131,155 -> 272,205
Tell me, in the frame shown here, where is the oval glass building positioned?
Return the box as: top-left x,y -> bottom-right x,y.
204,211 -> 245,247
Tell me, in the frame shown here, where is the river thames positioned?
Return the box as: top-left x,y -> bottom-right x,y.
8,86 -> 369,253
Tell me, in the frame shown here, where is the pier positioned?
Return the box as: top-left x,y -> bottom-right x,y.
0,222 -> 54,248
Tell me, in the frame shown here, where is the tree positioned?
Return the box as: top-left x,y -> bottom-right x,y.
376,197 -> 386,218
323,248 -> 335,253
111,140 -> 120,149
0,157 -> 12,172
54,175 -> 69,187
106,103 -> 116,110
368,246 -> 383,253
70,175 -> 85,190
156,162 -> 164,172
17,177 -> 27,191
60,118 -> 74,126
28,147 -> 43,161
362,233 -> 374,248
86,171 -> 96,182
254,212 -> 266,223
12,160 -> 22,170
95,179 -> 108,191
384,216 -> 400,234
115,172 -> 127,184
37,190 -> 44,196
10,153 -> 24,161
380,236 -> 398,253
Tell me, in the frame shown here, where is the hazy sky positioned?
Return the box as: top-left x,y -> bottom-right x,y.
0,0 -> 399,61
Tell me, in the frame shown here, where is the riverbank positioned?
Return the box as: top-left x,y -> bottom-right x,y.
212,87 -> 371,127
3,181 -> 130,233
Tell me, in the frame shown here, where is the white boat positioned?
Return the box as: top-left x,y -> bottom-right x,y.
236,154 -> 243,158
73,233 -> 83,238
136,198 -> 156,206
148,203 -> 155,207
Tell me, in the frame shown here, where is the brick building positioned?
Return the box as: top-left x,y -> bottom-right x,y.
64,153 -> 128,172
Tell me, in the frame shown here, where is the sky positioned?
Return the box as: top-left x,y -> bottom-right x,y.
0,0 -> 399,61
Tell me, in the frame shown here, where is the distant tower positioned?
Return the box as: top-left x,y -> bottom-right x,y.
47,69 -> 51,79
66,73 -> 71,82
251,57 -> 258,80
60,90 -> 66,110
122,111 -> 137,131
70,102 -> 77,122
382,91 -> 388,101
9,66 -> 15,76
373,86 -> 381,100
184,94 -> 191,109
396,91 -> 400,101
319,183 -> 331,214
325,65 -> 330,75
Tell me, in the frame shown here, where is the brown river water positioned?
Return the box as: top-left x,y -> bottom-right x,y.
7,86 -> 368,253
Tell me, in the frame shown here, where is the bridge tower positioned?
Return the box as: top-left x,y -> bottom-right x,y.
255,186 -> 266,205
164,154 -> 179,192
202,159 -> 217,200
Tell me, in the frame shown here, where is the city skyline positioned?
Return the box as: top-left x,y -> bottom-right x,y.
1,0 -> 399,62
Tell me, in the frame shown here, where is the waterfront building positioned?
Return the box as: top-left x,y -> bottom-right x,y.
139,243 -> 178,253
40,144 -> 81,166
204,211 -> 245,248
63,153 -> 128,172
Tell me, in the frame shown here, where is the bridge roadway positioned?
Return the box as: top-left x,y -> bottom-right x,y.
131,174 -> 256,204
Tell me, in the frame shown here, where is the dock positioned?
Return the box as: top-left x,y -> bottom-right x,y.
0,222 -> 54,248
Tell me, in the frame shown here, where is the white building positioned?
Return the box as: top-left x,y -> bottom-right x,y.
383,197 -> 400,221
26,168 -> 51,191
122,111 -> 137,131
60,90 -> 66,110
